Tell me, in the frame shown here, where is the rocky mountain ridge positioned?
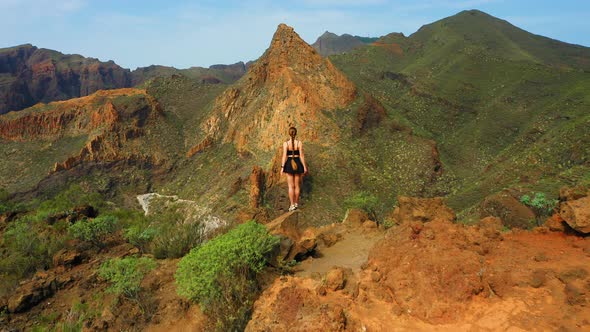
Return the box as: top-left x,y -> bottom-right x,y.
0,44 -> 249,115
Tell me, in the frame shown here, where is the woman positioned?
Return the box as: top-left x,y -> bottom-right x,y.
281,127 -> 308,211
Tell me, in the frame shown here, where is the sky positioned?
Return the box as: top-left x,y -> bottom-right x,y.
1,0 -> 589,69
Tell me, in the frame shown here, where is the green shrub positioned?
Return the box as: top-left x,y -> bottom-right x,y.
68,215 -> 118,248
344,191 -> 380,221
125,226 -> 157,254
151,219 -> 204,259
98,256 -> 156,298
520,192 -> 558,216
175,221 -> 279,331
0,216 -> 66,285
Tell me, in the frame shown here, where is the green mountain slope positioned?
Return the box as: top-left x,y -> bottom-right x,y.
330,9 -> 590,217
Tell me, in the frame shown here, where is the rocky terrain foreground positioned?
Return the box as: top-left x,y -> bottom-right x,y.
246,195 -> 590,331
3,193 -> 590,331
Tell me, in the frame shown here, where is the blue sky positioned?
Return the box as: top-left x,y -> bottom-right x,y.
1,0 -> 589,69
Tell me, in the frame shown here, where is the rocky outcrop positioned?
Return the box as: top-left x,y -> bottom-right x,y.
480,191 -> 535,229
135,193 -> 227,236
265,211 -> 317,262
201,23 -> 357,155
7,270 -> 72,313
353,93 -> 386,136
0,44 -> 131,114
249,166 -> 265,209
0,88 -> 154,141
560,195 -> 590,234
250,212 -> 590,329
0,88 -> 168,176
246,276 -> 348,332
390,196 -> 456,224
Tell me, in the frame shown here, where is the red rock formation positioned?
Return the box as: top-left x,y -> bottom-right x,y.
560,195 -> 590,233
0,88 -> 165,174
202,23 -> 357,154
0,88 -> 149,141
249,166 -> 265,209
0,44 -> 132,114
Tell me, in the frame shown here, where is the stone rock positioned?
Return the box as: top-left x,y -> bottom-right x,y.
565,282 -> 586,306
545,213 -> 566,232
72,205 -> 98,219
480,191 -> 535,229
342,209 -> 368,227
391,196 -> 456,224
265,212 -> 317,261
325,267 -> 346,291
246,277 -> 347,332
249,166 -> 265,209
317,231 -> 341,247
52,249 -> 82,268
8,271 -> 63,313
559,196 -> 590,234
362,220 -> 378,229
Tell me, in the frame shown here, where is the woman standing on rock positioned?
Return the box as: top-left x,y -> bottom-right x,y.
281,126 -> 308,211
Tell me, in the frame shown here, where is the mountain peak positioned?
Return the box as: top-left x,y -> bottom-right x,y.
197,24 -> 356,154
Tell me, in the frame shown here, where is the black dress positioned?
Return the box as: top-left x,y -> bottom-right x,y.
283,149 -> 304,174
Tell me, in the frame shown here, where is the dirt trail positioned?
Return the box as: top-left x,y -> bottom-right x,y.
295,228 -> 383,278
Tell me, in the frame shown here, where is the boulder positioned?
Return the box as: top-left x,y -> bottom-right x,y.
342,209 -> 368,227
265,212 -> 317,262
52,249 -> 82,268
325,267 -> 346,291
544,213 -> 566,232
480,191 -> 535,229
391,196 -> 456,224
8,271 -> 66,313
559,196 -> 590,234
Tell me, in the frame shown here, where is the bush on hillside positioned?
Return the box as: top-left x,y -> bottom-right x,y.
151,219 -> 204,259
344,191 -> 380,221
68,215 -> 118,248
520,192 -> 558,216
175,221 -> 279,331
125,225 -> 157,254
98,256 -> 157,299
122,209 -> 209,259
0,216 -> 66,292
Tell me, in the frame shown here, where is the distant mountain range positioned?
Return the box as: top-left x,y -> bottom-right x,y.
311,31 -> 379,56
0,44 -> 248,114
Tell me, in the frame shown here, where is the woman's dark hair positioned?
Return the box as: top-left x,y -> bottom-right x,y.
288,127 -> 297,150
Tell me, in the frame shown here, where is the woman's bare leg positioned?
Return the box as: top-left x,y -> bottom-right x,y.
293,174 -> 301,204
287,174 -> 295,206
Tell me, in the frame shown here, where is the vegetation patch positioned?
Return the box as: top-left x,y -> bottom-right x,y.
98,256 -> 157,299
175,221 -> 279,331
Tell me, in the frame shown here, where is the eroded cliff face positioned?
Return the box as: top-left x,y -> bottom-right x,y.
0,88 -> 165,177
0,44 -> 131,114
197,24 -> 357,154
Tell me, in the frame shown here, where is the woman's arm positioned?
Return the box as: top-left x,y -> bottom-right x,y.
281,142 -> 287,174
299,141 -> 308,174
